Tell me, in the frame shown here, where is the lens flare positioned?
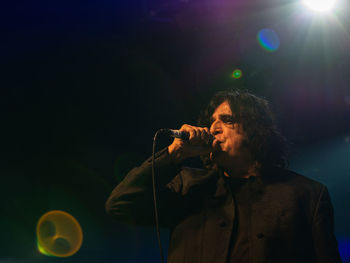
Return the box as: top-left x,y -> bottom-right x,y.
36,210 -> 83,257
257,29 -> 280,52
232,69 -> 243,79
37,241 -> 54,256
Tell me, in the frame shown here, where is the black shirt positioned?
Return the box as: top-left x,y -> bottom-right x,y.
227,176 -> 253,263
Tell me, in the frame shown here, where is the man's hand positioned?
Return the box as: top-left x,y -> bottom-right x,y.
167,124 -> 214,163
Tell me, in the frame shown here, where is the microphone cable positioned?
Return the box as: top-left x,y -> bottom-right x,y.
151,129 -> 167,263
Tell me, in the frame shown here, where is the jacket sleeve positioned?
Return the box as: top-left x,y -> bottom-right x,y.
312,186 -> 342,263
105,148 -> 184,227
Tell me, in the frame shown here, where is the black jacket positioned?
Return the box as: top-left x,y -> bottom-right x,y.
105,148 -> 342,263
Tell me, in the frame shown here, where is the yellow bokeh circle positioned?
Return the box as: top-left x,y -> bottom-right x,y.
36,210 -> 83,257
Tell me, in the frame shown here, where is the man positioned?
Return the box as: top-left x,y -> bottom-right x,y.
106,90 -> 342,263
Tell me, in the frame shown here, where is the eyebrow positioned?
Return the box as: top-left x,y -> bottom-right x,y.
210,114 -> 234,123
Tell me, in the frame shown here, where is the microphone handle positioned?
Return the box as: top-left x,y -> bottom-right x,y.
165,129 -> 214,144
167,129 -> 190,140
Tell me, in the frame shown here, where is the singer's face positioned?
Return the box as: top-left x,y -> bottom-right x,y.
209,101 -> 251,169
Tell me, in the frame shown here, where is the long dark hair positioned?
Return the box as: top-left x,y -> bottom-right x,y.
198,89 -> 288,169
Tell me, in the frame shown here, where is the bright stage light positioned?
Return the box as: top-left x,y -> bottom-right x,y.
302,0 -> 336,12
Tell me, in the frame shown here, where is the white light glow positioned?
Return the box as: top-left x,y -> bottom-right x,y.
303,0 -> 336,12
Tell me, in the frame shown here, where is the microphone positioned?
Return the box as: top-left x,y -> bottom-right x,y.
163,129 -> 214,144
166,129 -> 190,140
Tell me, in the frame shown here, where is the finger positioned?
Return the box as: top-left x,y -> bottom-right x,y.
205,127 -> 215,145
179,124 -> 192,140
193,127 -> 203,143
180,125 -> 206,144
200,127 -> 212,144
183,125 -> 196,142
198,127 -> 207,142
204,127 -> 210,135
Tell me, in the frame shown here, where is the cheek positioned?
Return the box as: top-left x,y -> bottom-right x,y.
226,135 -> 244,152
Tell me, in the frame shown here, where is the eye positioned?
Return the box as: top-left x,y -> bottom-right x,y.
222,115 -> 234,124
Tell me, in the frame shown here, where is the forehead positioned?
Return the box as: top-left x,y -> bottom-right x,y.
212,101 -> 232,117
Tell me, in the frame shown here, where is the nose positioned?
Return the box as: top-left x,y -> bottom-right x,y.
210,120 -> 222,136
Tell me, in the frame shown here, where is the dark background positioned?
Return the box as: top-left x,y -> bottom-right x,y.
1,0 -> 350,262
